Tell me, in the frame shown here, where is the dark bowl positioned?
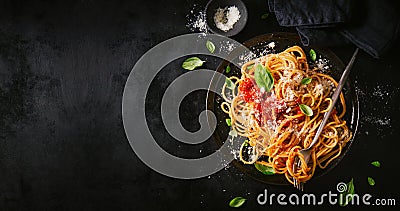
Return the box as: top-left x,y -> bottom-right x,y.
206,33 -> 359,185
205,0 -> 248,37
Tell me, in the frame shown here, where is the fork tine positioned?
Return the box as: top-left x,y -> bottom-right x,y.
292,156 -> 298,188
293,160 -> 303,190
297,158 -> 302,168
294,160 -> 300,190
293,175 -> 296,187
292,155 -> 306,191
296,156 -> 305,191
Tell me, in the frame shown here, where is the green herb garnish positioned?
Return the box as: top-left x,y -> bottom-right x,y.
309,49 -> 317,62
229,197 -> 246,208
367,177 -> 375,186
182,57 -> 205,70
371,161 -> 380,167
225,65 -> 231,73
229,129 -> 238,137
226,118 -> 232,126
254,64 -> 274,92
339,178 -> 355,206
261,12 -> 269,20
254,163 -> 275,175
301,77 -> 312,85
225,77 -> 235,90
206,40 -> 215,53
299,104 -> 313,116
246,64 -> 254,70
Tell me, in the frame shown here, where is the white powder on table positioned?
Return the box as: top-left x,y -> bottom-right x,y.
214,6 -> 241,32
186,5 -> 209,34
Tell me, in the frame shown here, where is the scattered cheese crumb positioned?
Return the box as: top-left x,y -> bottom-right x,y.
293,73 -> 303,84
238,52 -> 256,66
321,78 -> 334,90
316,58 -> 330,72
187,7 -> 208,33
314,84 -> 324,95
285,87 -> 295,101
219,40 -> 236,53
267,42 -> 275,49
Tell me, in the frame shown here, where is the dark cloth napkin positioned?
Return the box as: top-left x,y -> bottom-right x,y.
268,0 -> 400,58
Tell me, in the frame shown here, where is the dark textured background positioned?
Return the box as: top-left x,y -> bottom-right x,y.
0,0 -> 399,210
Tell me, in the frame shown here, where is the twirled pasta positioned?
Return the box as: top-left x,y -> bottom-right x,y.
221,46 -> 352,184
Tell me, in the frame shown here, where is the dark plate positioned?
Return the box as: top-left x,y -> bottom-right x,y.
205,0 -> 248,37
206,32 -> 359,185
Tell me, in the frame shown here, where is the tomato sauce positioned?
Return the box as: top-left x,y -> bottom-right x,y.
238,78 -> 259,103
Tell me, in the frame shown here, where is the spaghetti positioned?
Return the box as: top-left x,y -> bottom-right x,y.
221,46 -> 352,184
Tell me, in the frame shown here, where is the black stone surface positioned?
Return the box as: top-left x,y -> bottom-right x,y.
0,0 -> 399,210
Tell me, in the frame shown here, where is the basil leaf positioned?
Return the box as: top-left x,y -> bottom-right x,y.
225,118 -> 232,126
229,129 -> 238,137
243,140 -> 249,146
254,163 -> 275,175
340,178 -> 355,206
347,178 -> 355,194
254,64 -> 274,92
261,12 -> 269,20
371,161 -> 380,167
299,104 -> 313,116
246,64 -> 254,70
301,77 -> 312,85
309,49 -> 316,62
229,197 -> 246,208
182,57 -> 205,70
206,40 -> 215,53
225,77 -> 236,90
368,177 -> 375,186
225,65 -> 231,73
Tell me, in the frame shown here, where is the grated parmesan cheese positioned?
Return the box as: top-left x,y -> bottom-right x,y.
214,6 -> 241,32
293,73 -> 303,84
314,84 -> 324,95
321,79 -> 334,88
285,87 -> 296,101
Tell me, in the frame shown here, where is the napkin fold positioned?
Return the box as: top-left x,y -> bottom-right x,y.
268,0 -> 400,58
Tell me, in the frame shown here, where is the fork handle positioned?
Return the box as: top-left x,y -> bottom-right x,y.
306,48 -> 359,150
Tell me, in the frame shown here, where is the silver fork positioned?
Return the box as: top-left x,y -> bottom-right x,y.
293,48 -> 359,191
